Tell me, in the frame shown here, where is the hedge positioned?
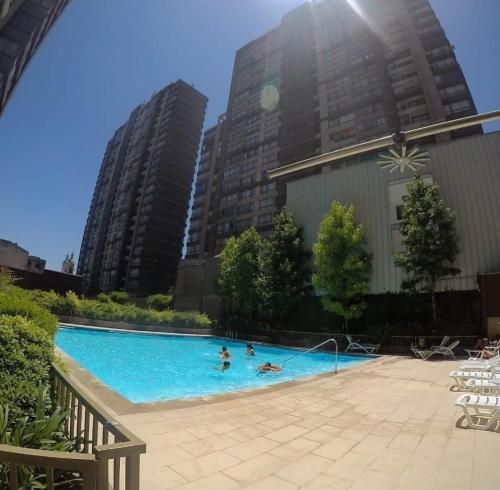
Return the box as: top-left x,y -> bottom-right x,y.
0,315 -> 54,419
27,289 -> 211,328
0,287 -> 57,337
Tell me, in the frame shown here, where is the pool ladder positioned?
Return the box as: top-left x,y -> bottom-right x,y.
282,338 -> 338,374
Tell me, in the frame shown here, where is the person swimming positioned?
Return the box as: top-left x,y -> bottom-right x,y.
220,346 -> 231,360
246,344 -> 255,357
257,362 -> 281,373
214,360 -> 231,371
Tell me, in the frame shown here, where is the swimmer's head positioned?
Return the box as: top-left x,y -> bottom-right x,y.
222,346 -> 227,352
265,362 -> 272,367
223,361 -> 230,368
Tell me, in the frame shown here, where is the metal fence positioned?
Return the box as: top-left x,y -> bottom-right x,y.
224,328 -> 480,350
0,364 -> 146,490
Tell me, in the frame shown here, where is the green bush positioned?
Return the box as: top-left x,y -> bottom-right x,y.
109,291 -> 129,304
25,285 -> 210,328
146,293 -> 173,311
0,386 -> 81,489
0,287 -> 57,337
0,315 -> 54,419
96,291 -> 129,304
96,292 -> 111,303
26,289 -> 62,311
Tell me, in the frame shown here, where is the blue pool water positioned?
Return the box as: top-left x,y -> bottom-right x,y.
55,326 -> 375,403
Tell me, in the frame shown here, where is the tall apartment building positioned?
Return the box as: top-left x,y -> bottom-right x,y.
0,0 -> 70,116
78,80 -> 207,296
186,0 -> 479,258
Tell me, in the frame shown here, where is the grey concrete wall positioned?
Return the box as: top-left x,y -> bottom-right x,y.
286,131 -> 500,293
0,240 -> 28,269
174,256 -> 221,319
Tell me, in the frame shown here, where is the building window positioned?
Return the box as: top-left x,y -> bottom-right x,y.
260,182 -> 275,194
236,218 -> 252,231
444,100 -> 471,115
238,203 -> 253,214
240,189 -> 254,200
258,214 -> 273,226
260,197 -> 274,209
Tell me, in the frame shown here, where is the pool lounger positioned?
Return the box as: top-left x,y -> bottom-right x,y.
459,355 -> 500,372
465,378 -> 500,395
455,394 -> 500,430
449,370 -> 500,390
412,340 -> 460,360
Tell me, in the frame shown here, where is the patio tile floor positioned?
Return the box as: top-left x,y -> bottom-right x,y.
110,356 -> 500,489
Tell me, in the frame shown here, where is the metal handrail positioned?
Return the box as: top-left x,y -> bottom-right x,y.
282,338 -> 338,374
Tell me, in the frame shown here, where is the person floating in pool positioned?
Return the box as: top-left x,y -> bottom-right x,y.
220,346 -> 231,360
214,360 -> 231,371
246,344 -> 255,357
257,362 -> 281,373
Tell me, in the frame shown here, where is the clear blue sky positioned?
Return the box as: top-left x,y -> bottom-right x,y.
1,0 -> 499,270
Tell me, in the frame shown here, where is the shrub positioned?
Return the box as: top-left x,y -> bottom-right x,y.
0,287 -> 57,337
109,291 -> 129,304
146,293 -> 173,311
26,286 -> 210,328
0,386 -> 81,489
26,289 -> 62,311
0,315 -> 54,419
96,292 -> 111,303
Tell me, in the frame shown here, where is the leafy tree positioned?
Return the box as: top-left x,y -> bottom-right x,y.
312,201 -> 372,330
257,210 -> 310,327
395,173 -> 460,323
217,228 -> 263,321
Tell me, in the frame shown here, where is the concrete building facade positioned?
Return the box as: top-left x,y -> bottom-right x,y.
185,0 -> 479,259
0,0 -> 70,116
0,238 -> 29,269
78,80 -> 207,297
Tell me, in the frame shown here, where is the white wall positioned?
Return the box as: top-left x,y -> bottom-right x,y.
286,131 -> 500,293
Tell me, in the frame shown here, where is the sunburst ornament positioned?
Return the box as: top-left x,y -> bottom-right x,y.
377,144 -> 430,174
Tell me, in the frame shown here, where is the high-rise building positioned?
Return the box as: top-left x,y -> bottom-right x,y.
0,0 -> 70,116
78,80 -> 207,296
186,0 -> 479,259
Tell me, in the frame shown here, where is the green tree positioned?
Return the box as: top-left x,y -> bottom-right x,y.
258,210 -> 310,328
395,173 -> 460,323
217,228 -> 263,321
312,201 -> 372,330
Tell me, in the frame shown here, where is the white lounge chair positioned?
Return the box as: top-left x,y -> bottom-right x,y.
345,335 -> 379,354
431,336 -> 450,350
455,394 -> 500,430
449,370 -> 500,390
465,378 -> 500,395
465,345 -> 500,359
464,349 -> 483,359
412,340 -> 460,360
460,355 -> 500,372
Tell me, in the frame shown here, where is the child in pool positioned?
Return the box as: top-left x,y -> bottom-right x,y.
214,360 -> 231,371
257,362 -> 281,372
220,346 -> 231,360
246,344 -> 255,357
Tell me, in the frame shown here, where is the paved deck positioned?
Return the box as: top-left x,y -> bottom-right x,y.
114,356 -> 499,489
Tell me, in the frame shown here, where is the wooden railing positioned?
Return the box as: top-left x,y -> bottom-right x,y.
0,364 -> 146,489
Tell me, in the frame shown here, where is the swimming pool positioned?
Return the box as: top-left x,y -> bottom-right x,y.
55,326 -> 375,403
